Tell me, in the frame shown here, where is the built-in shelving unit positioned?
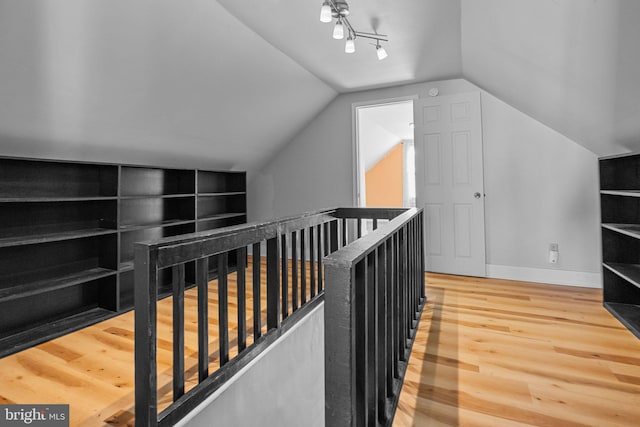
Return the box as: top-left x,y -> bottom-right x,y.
600,153 -> 640,339
0,157 -> 246,357
196,170 -> 247,277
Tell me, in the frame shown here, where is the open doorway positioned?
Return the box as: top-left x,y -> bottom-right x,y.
354,98 -> 416,210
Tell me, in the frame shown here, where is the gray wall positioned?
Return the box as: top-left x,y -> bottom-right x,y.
250,78 -> 601,286
177,304 -> 325,427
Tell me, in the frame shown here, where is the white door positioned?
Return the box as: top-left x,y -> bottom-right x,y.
414,92 -> 486,277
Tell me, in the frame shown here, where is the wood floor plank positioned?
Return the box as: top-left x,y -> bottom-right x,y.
2,269 -> 639,426
393,273 -> 640,427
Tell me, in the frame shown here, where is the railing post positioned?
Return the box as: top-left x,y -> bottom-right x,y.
134,244 -> 159,427
324,262 -> 357,427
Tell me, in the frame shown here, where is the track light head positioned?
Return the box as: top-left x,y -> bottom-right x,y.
376,42 -> 388,60
333,19 -> 344,40
320,1 -> 332,23
345,34 -> 355,53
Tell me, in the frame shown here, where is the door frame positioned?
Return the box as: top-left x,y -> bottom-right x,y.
351,95 -> 418,207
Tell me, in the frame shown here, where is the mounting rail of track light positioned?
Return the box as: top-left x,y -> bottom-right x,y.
319,0 -> 388,60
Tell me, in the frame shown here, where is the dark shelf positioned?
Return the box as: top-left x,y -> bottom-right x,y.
0,307 -> 114,358
119,219 -> 195,232
120,196 -> 195,230
602,223 -> 640,240
121,166 -> 195,197
198,192 -> 246,197
120,194 -> 195,200
0,267 -> 117,303
603,263 -> 640,289
197,212 -> 246,222
0,159 -> 118,199
603,302 -> 640,339
197,170 -> 245,194
120,261 -> 134,272
0,227 -> 117,248
600,190 -> 640,198
0,196 -> 118,202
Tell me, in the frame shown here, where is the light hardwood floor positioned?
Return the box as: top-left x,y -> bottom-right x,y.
1,269 -> 639,426
394,273 -> 640,427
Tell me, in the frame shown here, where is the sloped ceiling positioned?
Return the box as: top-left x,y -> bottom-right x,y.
1,0 -> 638,172
462,0 -> 640,156
0,0 -> 336,172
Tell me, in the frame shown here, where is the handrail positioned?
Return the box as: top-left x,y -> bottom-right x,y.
134,207 -> 423,426
324,208 -> 426,426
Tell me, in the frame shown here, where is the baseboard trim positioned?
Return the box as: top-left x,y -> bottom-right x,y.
486,264 -> 602,288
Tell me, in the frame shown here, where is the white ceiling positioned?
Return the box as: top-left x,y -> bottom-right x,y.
217,0 -> 463,92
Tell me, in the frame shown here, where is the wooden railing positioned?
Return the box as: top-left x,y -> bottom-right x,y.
325,208 -> 426,427
134,207 -> 423,427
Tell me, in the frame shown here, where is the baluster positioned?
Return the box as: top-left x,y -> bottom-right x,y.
218,253 -> 229,366
385,238 -> 395,396
252,242 -> 262,340
317,224 -> 323,292
172,263 -> 185,400
309,226 -> 316,298
281,233 -> 289,319
196,257 -> 209,382
237,247 -> 247,352
301,229 -> 307,304
266,236 -> 281,329
341,217 -> 347,247
292,231 -> 299,312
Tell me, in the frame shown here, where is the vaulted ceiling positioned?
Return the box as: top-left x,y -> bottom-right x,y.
1,0 -> 638,173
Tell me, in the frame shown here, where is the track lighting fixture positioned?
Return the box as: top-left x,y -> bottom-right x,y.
319,0 -> 388,60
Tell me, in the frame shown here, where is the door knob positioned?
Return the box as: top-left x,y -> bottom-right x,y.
474,192 -> 482,199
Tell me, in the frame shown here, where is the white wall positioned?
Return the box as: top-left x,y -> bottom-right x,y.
178,304 -> 325,427
482,92 -> 601,286
250,78 -> 601,287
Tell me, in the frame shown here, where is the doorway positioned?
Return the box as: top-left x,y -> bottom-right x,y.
353,92 -> 487,277
353,99 -> 416,211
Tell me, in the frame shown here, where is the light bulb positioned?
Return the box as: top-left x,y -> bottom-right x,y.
333,19 -> 344,40
320,1 -> 332,23
376,44 -> 388,60
345,35 -> 355,53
